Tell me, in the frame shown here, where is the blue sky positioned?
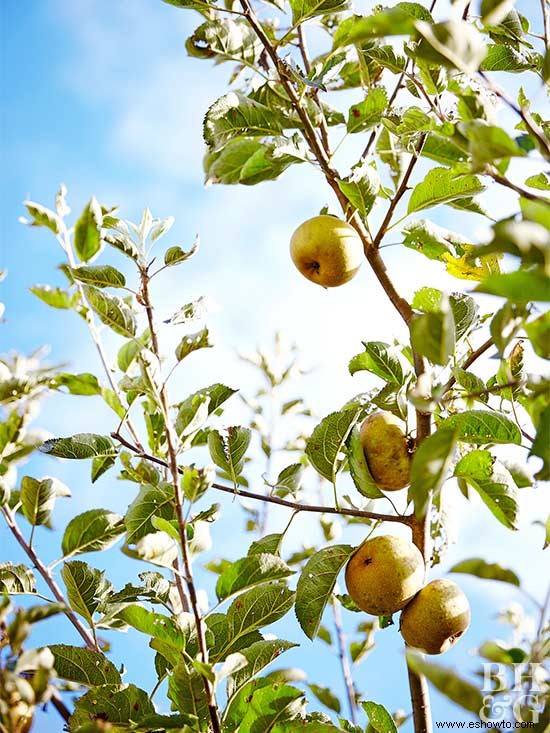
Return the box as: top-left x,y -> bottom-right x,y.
2,1 -> 549,730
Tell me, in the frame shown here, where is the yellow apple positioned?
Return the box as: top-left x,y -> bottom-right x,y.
360,411 -> 411,491
345,535 -> 425,616
289,215 -> 363,287
400,579 -> 471,654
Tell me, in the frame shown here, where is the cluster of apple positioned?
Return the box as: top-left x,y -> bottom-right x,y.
346,412 -> 470,654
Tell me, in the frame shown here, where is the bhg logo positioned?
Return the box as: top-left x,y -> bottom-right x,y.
480,663 -> 545,724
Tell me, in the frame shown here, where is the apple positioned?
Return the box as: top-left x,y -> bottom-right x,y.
289,215 -> 363,287
345,535 -> 425,616
360,411 -> 411,491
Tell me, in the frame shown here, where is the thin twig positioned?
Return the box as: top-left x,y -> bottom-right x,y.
540,0 -> 549,60
442,337 -> 494,394
138,268 -> 221,733
296,24 -> 330,153
111,431 -> 413,526
332,598 -> 357,724
489,171 -> 546,202
2,506 -> 97,651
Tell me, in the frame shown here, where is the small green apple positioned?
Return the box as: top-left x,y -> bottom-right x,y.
290,215 -> 363,287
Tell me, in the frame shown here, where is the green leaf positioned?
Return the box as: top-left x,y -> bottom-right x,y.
349,341 -> 413,384
21,476 -> 58,526
216,553 -> 293,601
410,296 -> 455,365
164,236 -> 199,267
333,4 -> 433,47
308,684 -> 341,714
475,269 -> 550,303
295,545 -> 353,640
51,372 -> 101,396
125,482 -> 175,544
306,407 -> 361,484
450,292 -> 479,341
406,651 -> 483,714
61,560 -> 112,624
454,449 -> 520,530
362,701 -> 398,733
289,0 -> 349,24
204,92 -> 284,148
347,87 -> 387,134
0,563 -> 36,594
62,509 -> 125,557
439,411 -> 521,445
403,220 -> 469,262
74,197 -> 103,262
117,604 -> 186,649
91,455 -> 116,483
449,558 -> 520,586
481,44 -> 535,72
168,659 -> 209,725
461,121 -> 525,168
83,285 -> 136,337
29,285 -> 76,309
237,683 -> 305,732
272,463 -> 303,498
415,20 -> 487,73
338,164 -> 379,219
346,426 -> 384,499
41,433 -> 118,459
478,641 -> 527,665
208,427 -> 250,488
69,265 -> 126,288
408,168 -> 484,214
49,644 -> 121,686
175,327 -> 212,362
104,231 -> 140,262
122,531 -> 178,568
451,368 -> 488,403
187,18 -> 262,65
175,383 -> 237,435
136,713 -> 198,730
226,639 -> 297,699
23,201 -> 61,233
409,428 -> 458,518
71,684 -> 157,728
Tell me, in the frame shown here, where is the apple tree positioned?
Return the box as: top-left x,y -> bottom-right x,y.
1,0 -> 549,732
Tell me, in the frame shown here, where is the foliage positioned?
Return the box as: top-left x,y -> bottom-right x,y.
2,0 -> 550,731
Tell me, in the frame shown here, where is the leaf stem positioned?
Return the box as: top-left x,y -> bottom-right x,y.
1,506 -> 97,651
138,267 -> 222,733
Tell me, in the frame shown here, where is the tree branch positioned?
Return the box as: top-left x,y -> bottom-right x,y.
138,269 -> 221,733
332,598 -> 357,724
1,506 -> 97,651
442,337 -> 494,394
111,431 -> 413,526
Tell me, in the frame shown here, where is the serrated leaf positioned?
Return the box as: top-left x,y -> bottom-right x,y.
20,476 -> 57,526
51,372 -> 101,396
104,231 -> 140,262
308,684 -> 341,714
204,92 -> 284,148
71,684 -> 156,727
439,411 -> 521,445
409,428 -> 458,518
454,449 -> 520,529
338,164 -> 379,218
117,604 -> 187,649
403,219 -> 469,262
83,285 -> 136,337
125,482 -> 175,544
175,327 -> 212,362
449,558 -> 520,586
289,0 -> 349,24
91,455 -> 116,483
408,168 -> 484,214
415,20 -> 486,73
164,236 -> 199,267
23,201 -> 61,233
227,583 -> 295,645
362,701 -> 398,733
216,553 -> 293,601
70,265 -> 126,288
226,639 -> 297,699
238,683 -> 305,732
168,659 -> 210,722
347,87 -> 387,134
62,509 -> 125,557
410,297 -> 455,366
74,198 -> 103,262
29,285 -> 76,309
208,427 -> 250,488
346,426 -> 384,499
0,563 -> 36,594
49,644 -> 121,686
295,545 -> 353,640
406,651 -> 483,714
451,368 -> 488,403
165,296 -> 210,326
349,341 -> 412,384
61,560 -> 112,624
450,292 -> 479,341
306,408 -> 360,484
122,531 -> 178,568
272,463 -> 303,498
333,4 -> 433,47
41,433 -> 118,459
